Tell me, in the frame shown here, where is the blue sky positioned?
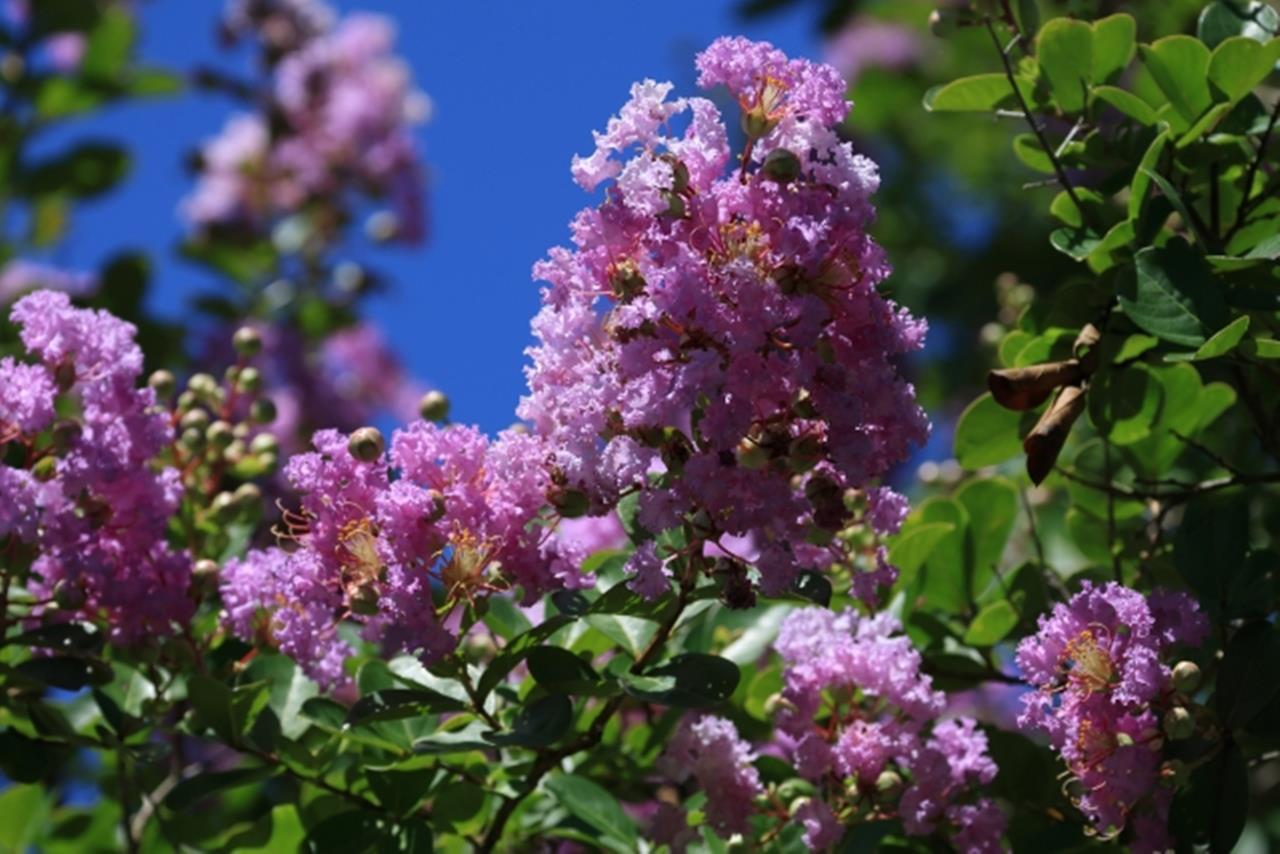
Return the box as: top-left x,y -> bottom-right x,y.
54,0 -> 821,434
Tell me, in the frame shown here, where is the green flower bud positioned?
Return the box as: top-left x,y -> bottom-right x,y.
187,372 -> 219,398
348,427 -> 385,462
1162,707 -> 1195,741
176,390 -> 198,413
249,433 -> 279,456
222,439 -> 247,464
662,190 -> 686,219
236,366 -> 263,395
211,491 -> 237,522
876,770 -> 903,798
1171,661 -> 1201,694
349,583 -> 380,616
250,398 -> 277,425
53,579 -> 86,610
180,408 -> 211,432
179,427 -> 205,451
418,390 -> 451,423
148,370 -> 177,400
762,148 -> 802,183
206,420 -> 235,449
233,482 -> 262,511
32,456 -> 58,482
232,326 -> 263,358
192,559 -> 220,596
551,486 -> 591,519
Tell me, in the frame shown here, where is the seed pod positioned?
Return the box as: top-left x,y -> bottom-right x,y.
348,427 -> 385,462
1023,384 -> 1087,485
988,361 -> 1084,411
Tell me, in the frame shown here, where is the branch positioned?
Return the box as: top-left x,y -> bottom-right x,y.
1226,95 -> 1280,239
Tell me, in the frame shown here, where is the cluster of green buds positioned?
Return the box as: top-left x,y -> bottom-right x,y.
150,327 -> 279,528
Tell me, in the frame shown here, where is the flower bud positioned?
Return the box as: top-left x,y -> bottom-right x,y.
787,796 -> 813,818
365,210 -> 400,243
876,770 -> 903,798
249,433 -> 279,456
249,398 -> 277,425
762,148 -> 802,183
348,427 -> 385,462
736,436 -> 769,470
1163,706 -> 1195,741
179,427 -> 205,451
31,456 -> 58,483
418,390 -> 450,423
187,372 -> 219,398
148,370 -> 177,400
551,486 -> 591,519
235,366 -> 263,395
349,583 -> 381,616
741,105 -> 778,140
232,326 -> 263,358
662,191 -> 686,219
424,489 -> 447,523
180,409 -> 211,432
211,491 -> 238,522
50,420 -> 81,452
1171,661 -> 1201,694
233,482 -> 262,511
54,360 -> 77,392
762,692 -> 786,717
192,559 -> 220,596
787,434 -> 825,473
206,420 -> 234,449
53,579 -> 86,611
223,439 -> 247,463
176,390 -> 198,413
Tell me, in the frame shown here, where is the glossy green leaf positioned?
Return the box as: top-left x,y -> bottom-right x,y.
80,7 -> 133,81
164,766 -> 274,812
23,143 -> 129,198
1208,36 -> 1280,103
1037,18 -> 1094,113
888,521 -> 956,584
1128,130 -> 1170,221
954,393 -> 1029,469
622,653 -> 739,708
1012,133 -> 1055,174
923,74 -> 1032,112
1087,363 -> 1164,444
1193,315 -> 1251,359
1090,14 -> 1136,83
1199,0 -> 1280,47
1138,36 -> 1213,129
545,774 -> 638,852
527,646 -> 614,696
1118,242 -> 1229,347
964,600 -> 1019,646
957,478 -> 1018,590
485,693 -> 572,747
1092,85 -> 1157,124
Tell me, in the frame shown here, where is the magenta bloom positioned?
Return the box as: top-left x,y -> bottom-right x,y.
520,37 -> 927,600
2,291 -> 191,643
1016,582 -> 1209,848
657,715 -> 763,837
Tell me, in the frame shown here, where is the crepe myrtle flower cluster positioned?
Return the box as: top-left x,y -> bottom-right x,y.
185,1 -> 428,244
2,0 -> 111,74
656,714 -> 765,841
1016,582 -> 1209,851
0,292 -> 192,643
771,607 -> 1005,851
519,37 -> 927,601
220,422 -> 589,688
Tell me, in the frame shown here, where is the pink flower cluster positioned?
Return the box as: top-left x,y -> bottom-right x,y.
0,259 -> 97,305
519,37 -> 927,599
220,423 -> 588,687
3,0 -> 97,73
657,714 -> 764,838
1,291 -> 192,642
1016,582 -> 1209,851
774,607 -> 1005,851
185,6 -> 427,243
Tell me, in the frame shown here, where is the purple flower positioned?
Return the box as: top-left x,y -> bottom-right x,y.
0,260 -> 97,304
658,715 -> 763,837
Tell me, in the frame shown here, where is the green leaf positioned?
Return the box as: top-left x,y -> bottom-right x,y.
346,688 -> 466,726
0,730 -> 67,784
1199,1 -> 1280,48
1091,85 -> 1158,125
545,774 -> 638,852
888,521 -> 956,587
923,74 -> 1031,112
964,600 -> 1019,646
1087,364 -> 1165,444
957,478 -> 1018,593
1049,226 -> 1101,260
0,785 -> 47,852
1137,36 -> 1213,130
1175,491 -> 1249,616
80,7 -> 134,81
911,498 -> 970,615
1012,133 -> 1055,174
16,656 -> 111,691
1037,18 -> 1094,113
1208,36 -> 1280,103
1193,315 -> 1250,359
1128,130 -> 1171,221
1142,168 -> 1210,246
485,693 -> 572,747
30,0 -> 99,35
1014,0 -> 1040,39
180,239 -> 278,286
1241,337 -> 1280,358
302,811 -> 433,854
1118,242 -> 1229,347
622,653 -> 739,708
1217,622 -> 1280,729
1177,101 -> 1234,146
1090,14 -> 1136,83
481,595 -> 533,641
788,570 -> 833,607
475,614 -> 573,701
954,393 -> 1028,469
585,614 -> 655,658
187,674 -> 238,743
527,647 -> 614,696
164,766 -> 274,812
35,77 -> 105,119
23,142 -> 129,198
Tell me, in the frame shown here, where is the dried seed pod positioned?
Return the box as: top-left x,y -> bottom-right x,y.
1023,384 -> 1087,485
988,360 -> 1084,411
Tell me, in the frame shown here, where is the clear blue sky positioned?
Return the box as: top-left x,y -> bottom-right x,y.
54,0 -> 821,435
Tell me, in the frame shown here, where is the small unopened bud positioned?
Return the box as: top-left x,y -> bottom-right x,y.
741,105 -> 778,139
232,327 -> 262,358
762,148 -> 802,183
148,370 -> 176,400
1163,707 -> 1195,741
762,692 -> 786,717
349,584 -> 380,616
876,770 -> 903,798
334,262 -> 366,294
788,796 -> 813,818
206,420 -> 234,449
176,390 -> 198,413
736,437 -> 769,470
418,390 -> 450,423
31,456 -> 58,482
179,427 -> 205,451
54,360 -> 77,392
1172,661 -> 1201,694
249,398 -> 277,425
424,489 -> 447,523
777,779 -> 815,802
53,580 -> 86,611
662,191 -> 686,218
551,487 -> 590,519
348,427 -> 385,462
235,366 -> 263,395
187,372 -> 219,398
180,409 -> 210,432
365,210 -> 400,243
787,434 -> 825,473
233,482 -> 262,511
249,433 -> 279,456
192,559 -> 219,595
223,439 -> 247,463
50,420 -> 81,452
211,491 -> 237,522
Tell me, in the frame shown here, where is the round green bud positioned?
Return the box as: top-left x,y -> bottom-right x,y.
236,366 -> 263,395
53,579 -> 86,610
148,370 -> 177,400
249,398 -> 277,425
176,390 -> 198,413
662,190 -> 686,219
1172,661 -> 1201,694
179,427 -> 205,451
777,779 -> 815,803
348,427 -> 385,462
192,559 -> 220,595
54,360 -> 77,392
762,148 -> 802,183
180,408 -> 211,432
257,452 -> 279,474
876,770 -> 903,798
1163,707 -> 1195,741
223,439 -> 247,464
232,326 -> 263,358
233,482 -> 262,511
187,372 -> 219,398
211,491 -> 237,522
349,584 -> 380,616
418,390 -> 451,423
206,420 -> 235,449
551,487 -> 591,519
32,456 -> 58,483
249,433 -> 279,456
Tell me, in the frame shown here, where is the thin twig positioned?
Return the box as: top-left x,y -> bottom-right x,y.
1227,95 -> 1280,239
